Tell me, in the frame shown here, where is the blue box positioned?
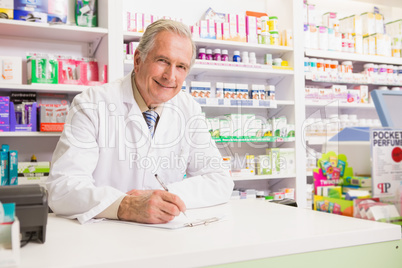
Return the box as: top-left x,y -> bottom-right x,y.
9,150 -> 18,185
14,9 -> 47,23
1,144 -> 10,186
13,0 -> 48,13
0,96 -> 10,132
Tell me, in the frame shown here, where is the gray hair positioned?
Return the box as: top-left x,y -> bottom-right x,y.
136,19 -> 196,68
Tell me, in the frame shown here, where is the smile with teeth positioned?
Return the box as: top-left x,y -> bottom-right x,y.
154,79 -> 175,88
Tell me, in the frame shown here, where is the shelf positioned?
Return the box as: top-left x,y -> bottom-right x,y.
0,132 -> 61,137
190,63 -> 294,79
305,100 -> 375,109
198,99 -> 294,108
123,60 -> 294,79
232,174 -> 296,181
123,31 -> 294,56
0,84 -> 89,94
305,49 -> 402,65
0,19 -> 108,43
305,135 -> 336,145
212,137 -> 295,143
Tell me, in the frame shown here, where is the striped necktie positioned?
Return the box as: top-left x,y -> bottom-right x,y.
143,110 -> 158,138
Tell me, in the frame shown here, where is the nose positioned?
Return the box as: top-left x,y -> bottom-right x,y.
162,65 -> 175,82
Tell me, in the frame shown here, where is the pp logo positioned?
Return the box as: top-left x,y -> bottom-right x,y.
377,182 -> 391,194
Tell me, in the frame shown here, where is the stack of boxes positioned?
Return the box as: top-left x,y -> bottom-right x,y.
304,1 -> 400,57
0,0 -> 97,26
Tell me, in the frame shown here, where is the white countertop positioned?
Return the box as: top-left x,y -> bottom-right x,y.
20,199 -> 401,267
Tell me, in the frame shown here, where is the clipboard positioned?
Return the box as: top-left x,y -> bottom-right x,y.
109,209 -> 227,229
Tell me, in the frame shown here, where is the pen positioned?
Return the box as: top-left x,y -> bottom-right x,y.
154,174 -> 188,218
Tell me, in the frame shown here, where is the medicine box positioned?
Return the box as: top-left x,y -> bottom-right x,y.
75,0 -> 98,27
14,9 -> 47,23
0,56 -> 22,85
0,96 -> 10,132
27,57 -> 58,84
0,8 -> 13,19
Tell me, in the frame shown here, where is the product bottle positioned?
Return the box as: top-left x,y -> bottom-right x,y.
221,49 -> 229,61
213,48 -> 221,61
233,51 -> 241,62
249,52 -> 256,64
242,51 -> 249,64
206,49 -> 213,60
198,48 -> 206,60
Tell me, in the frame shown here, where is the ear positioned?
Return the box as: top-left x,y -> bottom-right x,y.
133,50 -> 141,73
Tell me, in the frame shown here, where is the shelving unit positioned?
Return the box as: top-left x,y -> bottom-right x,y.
303,0 -> 402,186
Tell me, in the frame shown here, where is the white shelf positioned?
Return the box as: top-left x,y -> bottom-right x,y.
0,132 -> 61,137
0,84 -> 88,94
305,101 -> 375,109
190,64 -> 294,79
199,99 -> 294,108
232,174 -> 296,181
0,19 -> 108,43
123,31 -> 294,56
305,49 -> 402,65
306,135 -> 335,145
123,60 -> 294,79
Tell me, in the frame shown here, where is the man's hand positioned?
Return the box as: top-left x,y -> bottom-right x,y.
117,190 -> 186,224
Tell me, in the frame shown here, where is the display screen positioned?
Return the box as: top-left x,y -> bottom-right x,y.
382,94 -> 402,128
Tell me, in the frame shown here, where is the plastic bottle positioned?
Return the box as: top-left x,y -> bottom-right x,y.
249,52 -> 256,64
309,58 -> 317,72
221,49 -> 229,61
206,49 -> 213,60
213,48 -> 221,61
233,51 -> 241,62
198,48 -> 206,60
242,51 -> 249,64
268,16 -> 278,31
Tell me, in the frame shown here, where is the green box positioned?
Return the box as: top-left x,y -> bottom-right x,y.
75,0 -> 98,27
27,57 -> 58,84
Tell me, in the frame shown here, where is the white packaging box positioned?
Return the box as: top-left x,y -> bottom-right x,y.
318,88 -> 333,102
236,83 -> 248,100
226,114 -> 242,137
322,12 -> 337,28
215,22 -> 222,40
210,118 -> 220,137
219,119 -> 230,137
222,22 -> 230,41
355,85 -> 369,103
375,13 -> 384,34
278,148 -> 295,175
223,83 -> 236,99
354,35 -> 363,54
307,4 -> 316,26
242,114 -> 255,137
353,15 -> 362,36
246,16 -> 258,44
237,14 -> 247,42
226,13 -> 238,40
0,56 -> 22,85
199,20 -> 208,39
215,82 -> 224,98
332,85 -> 347,103
143,14 -> 153,30
207,19 -> 216,39
361,12 -> 376,36
136,13 -> 144,33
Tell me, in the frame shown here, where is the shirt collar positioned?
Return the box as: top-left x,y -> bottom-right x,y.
131,72 -> 163,116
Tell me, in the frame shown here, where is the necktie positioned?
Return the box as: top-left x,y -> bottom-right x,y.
143,110 -> 158,138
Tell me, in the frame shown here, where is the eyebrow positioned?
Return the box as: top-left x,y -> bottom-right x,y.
156,55 -> 190,70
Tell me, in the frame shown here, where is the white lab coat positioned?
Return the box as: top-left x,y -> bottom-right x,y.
46,73 -> 234,223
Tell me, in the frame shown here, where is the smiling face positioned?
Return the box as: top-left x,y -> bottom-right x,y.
133,30 -> 192,108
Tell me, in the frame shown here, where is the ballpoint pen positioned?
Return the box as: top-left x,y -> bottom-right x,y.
154,174 -> 188,218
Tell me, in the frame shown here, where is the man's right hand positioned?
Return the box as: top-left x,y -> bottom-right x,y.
117,190 -> 186,224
